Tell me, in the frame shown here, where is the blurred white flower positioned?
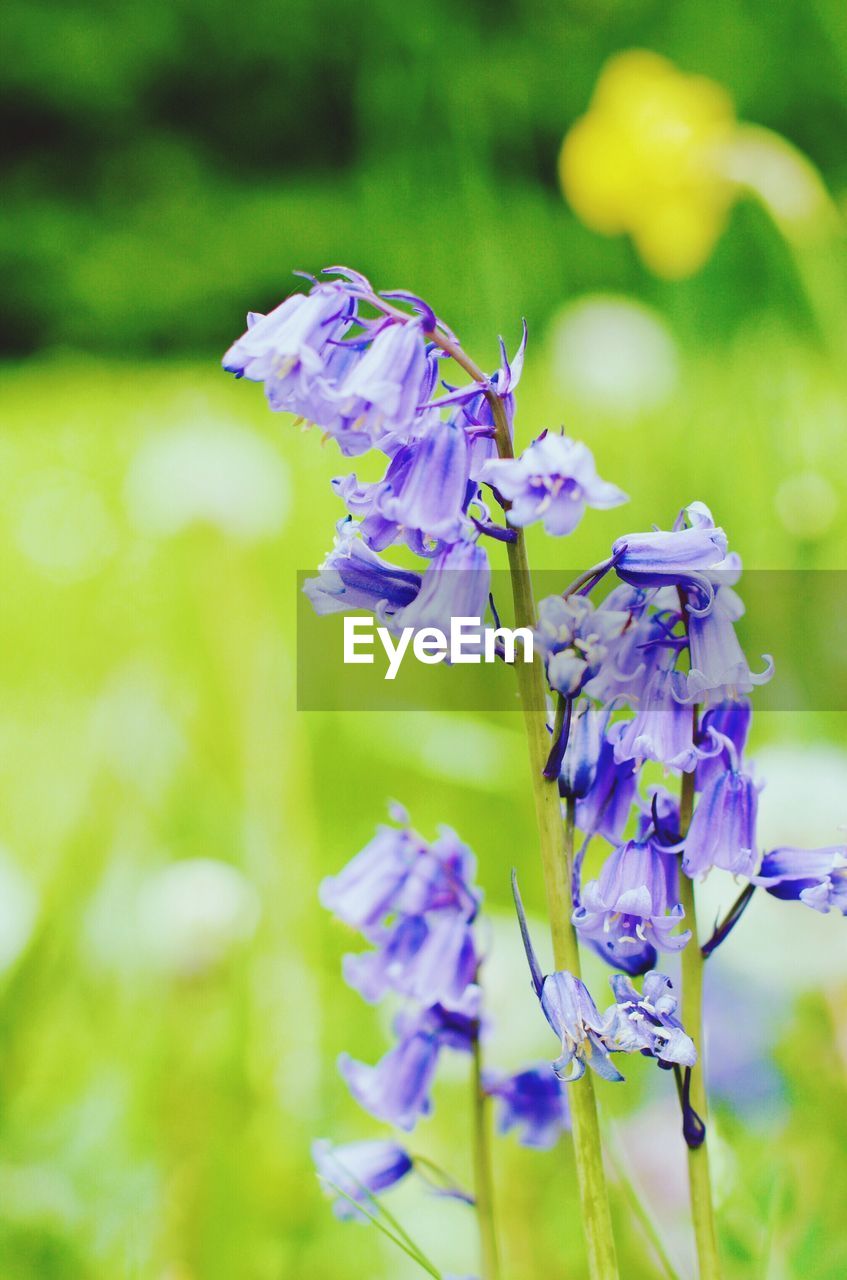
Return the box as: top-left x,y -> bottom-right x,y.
774,470 -> 839,539
14,467 -> 116,581
90,664 -> 187,802
124,419 -> 290,541
0,849 -> 39,973
137,858 -> 260,977
549,295 -> 679,418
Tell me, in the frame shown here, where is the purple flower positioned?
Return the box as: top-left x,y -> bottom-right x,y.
754,845 -> 847,914
575,723 -> 638,845
480,434 -> 627,536
392,539 -> 490,635
339,992 -> 479,1130
605,972 -> 697,1068
334,319 -> 437,449
320,811 -> 480,940
683,760 -> 759,878
312,1139 -> 413,1221
695,699 -> 752,792
332,412 -> 471,552
612,506 -> 728,594
613,648 -> 700,772
344,910 -> 477,1006
685,585 -> 773,707
535,594 -> 628,697
484,1065 -> 570,1149
303,520 -> 423,618
573,838 -> 691,959
559,701 -> 604,800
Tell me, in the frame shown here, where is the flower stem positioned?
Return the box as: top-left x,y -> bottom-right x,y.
678,765 -> 721,1280
488,396 -> 619,1280
472,1034 -> 501,1280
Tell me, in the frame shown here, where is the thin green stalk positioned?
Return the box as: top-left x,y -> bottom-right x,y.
487,397 -> 619,1280
472,1034 -> 501,1280
603,1125 -> 683,1280
679,764 -> 721,1280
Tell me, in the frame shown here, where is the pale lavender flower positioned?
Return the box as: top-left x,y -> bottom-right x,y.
683,752 -> 759,878
392,539 -> 490,635
685,582 -> 772,707
613,648 -> 700,772
535,594 -> 629,698
605,972 -> 697,1068
333,319 -> 436,448
573,838 -> 691,958
344,910 -> 477,1007
480,433 -> 626,536
612,503 -> 728,594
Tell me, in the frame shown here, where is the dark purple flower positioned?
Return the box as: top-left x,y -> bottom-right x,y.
303,520 -> 423,618
559,701 -> 604,800
484,1064 -> 570,1149
754,845 -> 847,914
480,434 -> 626,536
605,972 -> 697,1068
575,724 -> 638,845
312,1138 -> 413,1221
332,412 -> 471,552
683,760 -> 759,878
339,991 -> 479,1130
573,838 -> 691,957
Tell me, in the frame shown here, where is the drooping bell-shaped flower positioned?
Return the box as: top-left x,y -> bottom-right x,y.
559,700 -> 604,800
334,319 -> 437,449
343,909 -> 477,1007
683,748 -> 759,878
480,433 -> 627,536
685,581 -> 773,707
312,1139 -> 413,1221
484,1064 -> 570,1149
303,519 -> 423,618
575,722 -> 638,845
613,647 -> 700,772
605,972 -> 697,1068
339,991 -> 480,1130
392,538 -> 491,635
333,412 -> 471,552
695,698 -> 752,792
573,838 -> 691,959
754,845 -> 847,914
612,502 -> 728,594
222,283 -> 353,398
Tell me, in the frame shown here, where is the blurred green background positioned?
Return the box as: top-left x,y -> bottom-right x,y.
3,1 -> 847,1277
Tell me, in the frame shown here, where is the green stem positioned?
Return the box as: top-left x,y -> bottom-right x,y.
472,1034 -> 501,1280
488,397 -> 619,1280
678,765 -> 721,1280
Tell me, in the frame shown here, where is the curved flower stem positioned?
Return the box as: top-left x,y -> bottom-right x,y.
486,393 -> 619,1280
472,1034 -> 501,1280
678,761 -> 721,1280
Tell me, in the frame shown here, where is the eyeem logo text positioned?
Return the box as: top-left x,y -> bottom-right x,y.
343,616 -> 534,680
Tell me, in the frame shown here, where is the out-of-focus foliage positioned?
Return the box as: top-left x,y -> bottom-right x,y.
4,0 -> 847,354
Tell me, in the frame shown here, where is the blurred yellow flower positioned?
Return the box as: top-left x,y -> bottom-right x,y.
560,50 -> 737,279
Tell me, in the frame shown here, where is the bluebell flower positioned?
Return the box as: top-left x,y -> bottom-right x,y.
604,972 -> 697,1068
334,319 -> 437,450
575,723 -> 638,845
222,283 -> 353,407
312,1138 -> 413,1221
573,838 -> 691,959
480,433 -> 627,536
559,701 -> 604,800
339,991 -> 480,1130
684,580 -> 772,707
695,698 -> 752,792
303,519 -> 423,618
754,845 -> 847,914
344,910 -> 477,1007
332,412 -> 471,552
613,647 -> 701,772
484,1064 -> 570,1149
392,539 -> 491,635
320,811 -> 481,940
682,747 -> 759,878
612,502 -> 728,595
535,594 -> 629,697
